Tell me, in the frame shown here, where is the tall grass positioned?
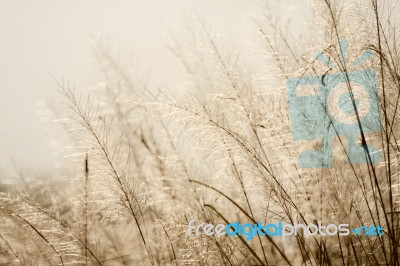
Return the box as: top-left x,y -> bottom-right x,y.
1,0 -> 400,265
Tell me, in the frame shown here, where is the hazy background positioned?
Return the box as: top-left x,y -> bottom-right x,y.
0,0 -> 310,180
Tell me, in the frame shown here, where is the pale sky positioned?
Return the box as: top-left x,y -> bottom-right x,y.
0,0 -> 310,179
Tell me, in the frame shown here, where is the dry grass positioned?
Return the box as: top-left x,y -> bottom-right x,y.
1,0 -> 400,265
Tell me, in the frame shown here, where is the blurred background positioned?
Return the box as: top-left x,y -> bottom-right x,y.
0,0 -> 310,181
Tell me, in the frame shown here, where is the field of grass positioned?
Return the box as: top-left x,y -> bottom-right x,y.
1,0 -> 400,265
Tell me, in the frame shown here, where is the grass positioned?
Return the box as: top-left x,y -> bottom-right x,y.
1,0 -> 400,265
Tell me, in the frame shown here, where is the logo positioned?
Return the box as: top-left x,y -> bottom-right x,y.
187,219 -> 383,240
286,39 -> 382,168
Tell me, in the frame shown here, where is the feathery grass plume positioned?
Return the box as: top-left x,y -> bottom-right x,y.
1,0 -> 400,265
